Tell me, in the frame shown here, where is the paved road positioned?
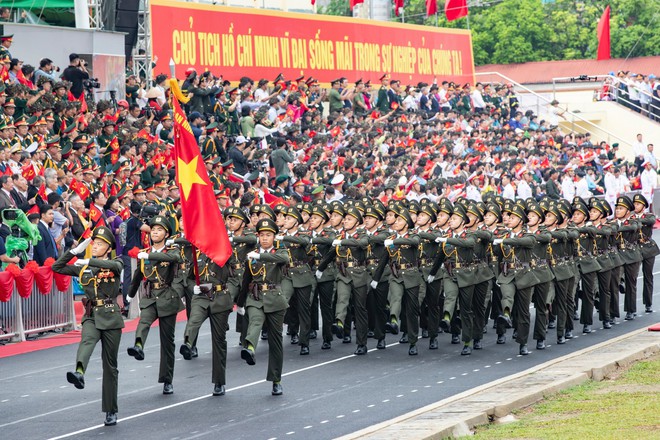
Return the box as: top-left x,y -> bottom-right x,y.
1,267 -> 659,440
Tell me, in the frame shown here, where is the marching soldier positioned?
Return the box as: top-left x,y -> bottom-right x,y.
558,200 -> 578,340
363,204 -> 390,349
417,203 -> 442,350
240,218 -> 290,396
632,194 -> 658,313
614,196 -> 642,320
544,204 -> 572,344
126,216 -> 184,395
590,199 -> 615,329
172,214 -> 197,359
52,227 -> 123,426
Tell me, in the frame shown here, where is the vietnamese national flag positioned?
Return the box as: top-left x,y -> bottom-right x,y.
330,126 -> 341,137
172,97 -> 232,267
394,0 -> 404,16
445,0 -> 468,21
426,0 -> 437,16
596,5 -> 611,60
350,0 -> 364,10
70,178 -> 91,201
37,184 -> 47,203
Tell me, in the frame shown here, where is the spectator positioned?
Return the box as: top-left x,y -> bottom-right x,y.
270,138 -> 294,178
33,57 -> 59,84
33,204 -> 58,265
60,53 -> 89,101
0,175 -> 17,212
228,136 -> 254,176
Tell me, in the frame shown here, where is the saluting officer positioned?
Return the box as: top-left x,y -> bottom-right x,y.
52,227 -> 123,426
126,216 -> 184,395
632,194 -> 658,314
240,218 -> 290,396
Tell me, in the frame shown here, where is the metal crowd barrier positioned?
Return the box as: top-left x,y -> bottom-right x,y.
0,283 -> 75,343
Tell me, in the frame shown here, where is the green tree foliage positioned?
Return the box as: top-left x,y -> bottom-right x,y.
318,0 -> 660,65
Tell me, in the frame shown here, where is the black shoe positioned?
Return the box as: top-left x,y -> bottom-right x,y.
66,371 -> 85,389
343,335 -> 352,344
461,345 -> 472,356
367,330 -> 375,338
557,336 -> 566,345
536,340 -> 546,350
645,306 -> 653,313
300,346 -> 309,355
583,325 -> 592,334
385,321 -> 399,335
408,345 -> 418,356
163,383 -> 173,395
519,344 -> 530,355
496,334 -> 506,344
512,330 -> 518,340
321,341 -> 332,350
354,345 -> 368,355
179,344 -> 193,360
291,334 -> 299,345
439,319 -> 450,333
308,330 -> 317,339
261,330 -> 269,340
625,312 -> 635,320
421,329 -> 429,339
548,319 -> 556,329
603,320 -> 612,329
496,314 -> 512,329
272,382 -> 283,396
191,346 -> 198,358
104,412 -> 117,426
331,322 -> 344,339
241,347 -> 256,365
399,333 -> 409,344
127,345 -> 144,361
213,384 -> 226,396
564,331 -> 574,339
482,325 -> 488,334
451,334 -> 460,344
376,338 -> 386,349
473,339 -> 483,350
429,337 -> 438,350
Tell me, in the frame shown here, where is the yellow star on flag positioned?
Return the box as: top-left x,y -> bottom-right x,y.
177,156 -> 207,200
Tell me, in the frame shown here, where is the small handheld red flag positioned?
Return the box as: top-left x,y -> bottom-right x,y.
70,178 -> 91,201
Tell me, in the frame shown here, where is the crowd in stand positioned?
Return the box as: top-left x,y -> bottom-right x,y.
599,71 -> 660,121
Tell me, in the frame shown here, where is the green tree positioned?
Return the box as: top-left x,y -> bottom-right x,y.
318,0 -> 352,17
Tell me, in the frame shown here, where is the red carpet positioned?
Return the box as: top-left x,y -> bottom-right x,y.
0,309 -> 188,359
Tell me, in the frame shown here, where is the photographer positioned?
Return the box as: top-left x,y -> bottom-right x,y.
120,201 -> 151,308
228,135 -> 255,176
61,53 -> 89,100
33,58 -> 59,84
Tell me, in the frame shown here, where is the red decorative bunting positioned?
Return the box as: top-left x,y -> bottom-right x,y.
53,271 -> 72,292
0,271 -> 14,302
35,266 -> 54,294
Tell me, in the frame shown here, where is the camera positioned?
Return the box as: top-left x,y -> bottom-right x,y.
83,78 -> 101,89
139,202 -> 160,222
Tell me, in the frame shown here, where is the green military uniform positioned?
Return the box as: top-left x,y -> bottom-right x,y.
615,196 -> 642,319
364,210 -> 391,348
127,216 -> 183,392
171,235 -> 196,351
52,227 -> 123,426
591,200 -> 615,326
633,194 -> 659,313
240,218 -> 289,394
572,200 -> 602,333
526,206 -> 554,347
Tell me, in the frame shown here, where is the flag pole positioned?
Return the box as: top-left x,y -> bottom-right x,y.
191,244 -> 201,286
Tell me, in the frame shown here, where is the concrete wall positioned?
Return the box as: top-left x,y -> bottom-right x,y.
3,23 -> 126,100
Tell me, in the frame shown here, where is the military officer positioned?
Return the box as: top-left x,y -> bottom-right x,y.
590,199 -> 615,329
240,218 -> 290,396
126,216 -> 184,395
632,194 -> 658,313
52,227 -> 123,426
544,204 -> 571,344
614,196 -> 643,321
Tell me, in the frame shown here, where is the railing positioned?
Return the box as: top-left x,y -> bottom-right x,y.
0,276 -> 76,344
475,71 -> 634,150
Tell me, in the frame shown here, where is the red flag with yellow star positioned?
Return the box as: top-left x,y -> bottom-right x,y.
172,97 -> 232,267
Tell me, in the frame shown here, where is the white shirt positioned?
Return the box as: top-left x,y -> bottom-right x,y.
516,180 -> 532,200
604,172 -> 618,198
643,151 -> 657,168
466,185 -> 482,202
574,177 -> 592,199
561,176 -> 575,200
632,139 -> 646,158
641,168 -> 656,195
471,90 -> 486,109
502,183 -> 515,200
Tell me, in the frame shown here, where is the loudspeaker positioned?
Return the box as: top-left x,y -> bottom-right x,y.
116,0 -> 140,12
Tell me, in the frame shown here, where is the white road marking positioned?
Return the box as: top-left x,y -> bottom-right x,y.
320,420 -> 328,424
368,404 -> 375,408
286,431 -> 295,435
437,381 -> 444,384
461,373 -> 468,376
1,399 -> 9,403
20,395 -> 29,398
396,394 -> 403,398
449,377 -> 456,380
352,409 -> 360,413
41,390 -> 49,393
337,415 -> 345,418
382,399 -> 390,403
304,426 -> 312,429
59,386 -> 67,389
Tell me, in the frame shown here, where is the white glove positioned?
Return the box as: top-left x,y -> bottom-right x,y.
315,270 -> 323,279
427,275 -> 435,283
73,258 -> 89,266
137,252 -> 149,260
384,239 -> 394,247
332,239 -> 342,247
370,280 -> 378,289
493,238 -> 503,245
247,251 -> 260,260
236,306 -> 245,316
165,239 -> 174,246
193,285 -> 201,295
276,235 -> 284,240
435,237 -> 447,243
229,236 -> 233,243
70,238 -> 92,255
125,296 -> 132,304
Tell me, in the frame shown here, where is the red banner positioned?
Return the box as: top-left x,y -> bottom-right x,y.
150,0 -> 475,86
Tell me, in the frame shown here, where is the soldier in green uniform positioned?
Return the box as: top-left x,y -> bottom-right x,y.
126,216 -> 184,395
589,199 -> 615,329
317,206 -> 370,355
376,74 -> 391,114
632,194 -> 658,314
171,213 -> 197,358
308,205 -> 337,350
364,204 -> 391,350
614,196 -> 643,321
178,243 -> 234,397
52,227 -> 124,426
493,205 -> 539,355
483,202 -> 509,344
240,218 -> 290,396
544,204 -> 572,344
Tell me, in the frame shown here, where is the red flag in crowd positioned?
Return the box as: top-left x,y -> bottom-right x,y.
172,96 -> 232,267
21,164 -> 36,181
394,0 -> 404,16
350,0 -> 364,9
426,0 -> 437,16
445,0 -> 468,21
70,178 -> 90,201
119,206 -> 131,220
88,204 -> 106,228
330,126 -> 341,137
597,5 -> 611,60
37,184 -> 47,203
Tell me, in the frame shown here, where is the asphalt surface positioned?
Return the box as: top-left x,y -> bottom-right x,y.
1,257 -> 659,440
